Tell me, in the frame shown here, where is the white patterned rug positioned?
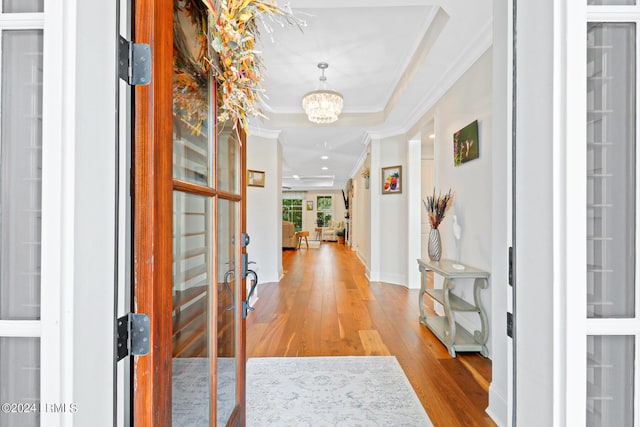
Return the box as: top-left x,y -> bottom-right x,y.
247,356 -> 433,426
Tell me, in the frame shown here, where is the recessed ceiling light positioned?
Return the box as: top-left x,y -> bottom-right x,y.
321,167 -> 328,171
321,155 -> 329,160
292,174 -> 300,180
429,134 -> 435,139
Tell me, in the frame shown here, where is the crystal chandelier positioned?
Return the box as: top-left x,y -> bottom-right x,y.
302,62 -> 344,124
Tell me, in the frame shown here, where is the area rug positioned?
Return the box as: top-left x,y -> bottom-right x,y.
247,356 -> 433,426
305,240 -> 321,249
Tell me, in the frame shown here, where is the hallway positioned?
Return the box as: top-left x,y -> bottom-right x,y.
246,243 -> 496,427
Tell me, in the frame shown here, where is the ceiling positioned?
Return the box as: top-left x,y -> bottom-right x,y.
250,0 -> 493,191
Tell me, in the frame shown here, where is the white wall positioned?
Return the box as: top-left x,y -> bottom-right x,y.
300,190 -> 346,233
247,135 -> 282,284
370,135 -> 409,286
352,159 -> 371,275
420,157 -> 435,260
423,49 -> 493,358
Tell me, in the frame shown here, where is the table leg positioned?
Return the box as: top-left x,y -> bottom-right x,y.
418,266 -> 427,324
442,278 -> 457,349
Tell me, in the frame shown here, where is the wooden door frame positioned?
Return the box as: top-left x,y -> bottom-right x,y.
132,0 -> 173,424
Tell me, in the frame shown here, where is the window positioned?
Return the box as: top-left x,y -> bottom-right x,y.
317,196 -> 332,227
283,198 -> 302,231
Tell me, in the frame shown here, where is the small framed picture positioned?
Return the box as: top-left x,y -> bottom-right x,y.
306,200 -> 314,210
381,165 -> 402,194
247,170 -> 265,187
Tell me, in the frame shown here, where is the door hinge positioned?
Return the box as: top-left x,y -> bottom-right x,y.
118,36 -> 151,86
116,313 -> 150,361
507,312 -> 514,338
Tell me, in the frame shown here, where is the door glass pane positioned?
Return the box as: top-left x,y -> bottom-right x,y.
586,23 -> 635,318
216,198 -> 237,425
172,192 -> 212,426
587,335 -> 634,426
1,30 -> 43,320
217,125 -> 239,194
588,0 -> 636,5
173,3 -> 212,186
0,338 -> 40,427
2,0 -> 43,13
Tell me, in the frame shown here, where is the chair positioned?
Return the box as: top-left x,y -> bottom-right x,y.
282,221 -> 296,248
321,220 -> 344,242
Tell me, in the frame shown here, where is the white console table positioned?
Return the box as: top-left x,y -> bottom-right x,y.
417,258 -> 489,358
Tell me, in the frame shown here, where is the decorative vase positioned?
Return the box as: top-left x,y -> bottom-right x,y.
428,228 -> 442,261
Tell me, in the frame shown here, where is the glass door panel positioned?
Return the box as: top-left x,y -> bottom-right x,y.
217,126 -> 239,194
172,191 -> 213,425
216,198 -> 238,425
2,0 -> 43,13
586,20 -> 637,427
587,0 -> 636,5
586,335 -> 634,426
586,23 -> 636,318
0,30 -> 43,321
0,28 -> 43,427
172,2 -> 219,425
173,1 -> 212,186
0,337 -> 39,427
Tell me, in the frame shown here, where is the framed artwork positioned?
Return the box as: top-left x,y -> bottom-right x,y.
306,200 -> 314,210
381,165 -> 402,194
454,120 -> 479,166
247,170 -> 265,187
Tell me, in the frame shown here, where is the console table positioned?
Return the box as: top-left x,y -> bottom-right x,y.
417,258 -> 490,358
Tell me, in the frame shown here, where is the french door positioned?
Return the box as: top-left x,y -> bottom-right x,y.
132,0 -> 247,425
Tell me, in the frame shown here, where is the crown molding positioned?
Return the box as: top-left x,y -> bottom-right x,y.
247,127 -> 282,140
403,19 -> 493,137
382,7 -> 447,120
348,134 -> 372,179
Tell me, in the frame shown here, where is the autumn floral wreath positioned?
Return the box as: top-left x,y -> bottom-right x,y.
174,0 -> 301,135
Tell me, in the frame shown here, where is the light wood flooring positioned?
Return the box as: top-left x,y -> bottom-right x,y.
246,242 -> 496,427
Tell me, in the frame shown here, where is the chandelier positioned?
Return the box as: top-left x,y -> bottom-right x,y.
302,62 -> 344,124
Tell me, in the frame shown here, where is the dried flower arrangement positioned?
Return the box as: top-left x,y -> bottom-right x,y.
361,167 -> 370,179
199,0 -> 303,133
423,189 -> 454,229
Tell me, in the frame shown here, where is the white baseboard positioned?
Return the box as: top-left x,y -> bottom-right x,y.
378,273 -> 407,287
487,384 -> 508,427
355,251 -> 368,268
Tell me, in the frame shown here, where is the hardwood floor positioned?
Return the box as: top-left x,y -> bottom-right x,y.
246,242 -> 496,427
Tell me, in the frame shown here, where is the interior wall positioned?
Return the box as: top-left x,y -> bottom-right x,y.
370,135 -> 409,286
300,190 -> 347,233
426,48 -> 494,354
247,135 -> 281,284
352,157 -> 371,274
420,157 -> 435,260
